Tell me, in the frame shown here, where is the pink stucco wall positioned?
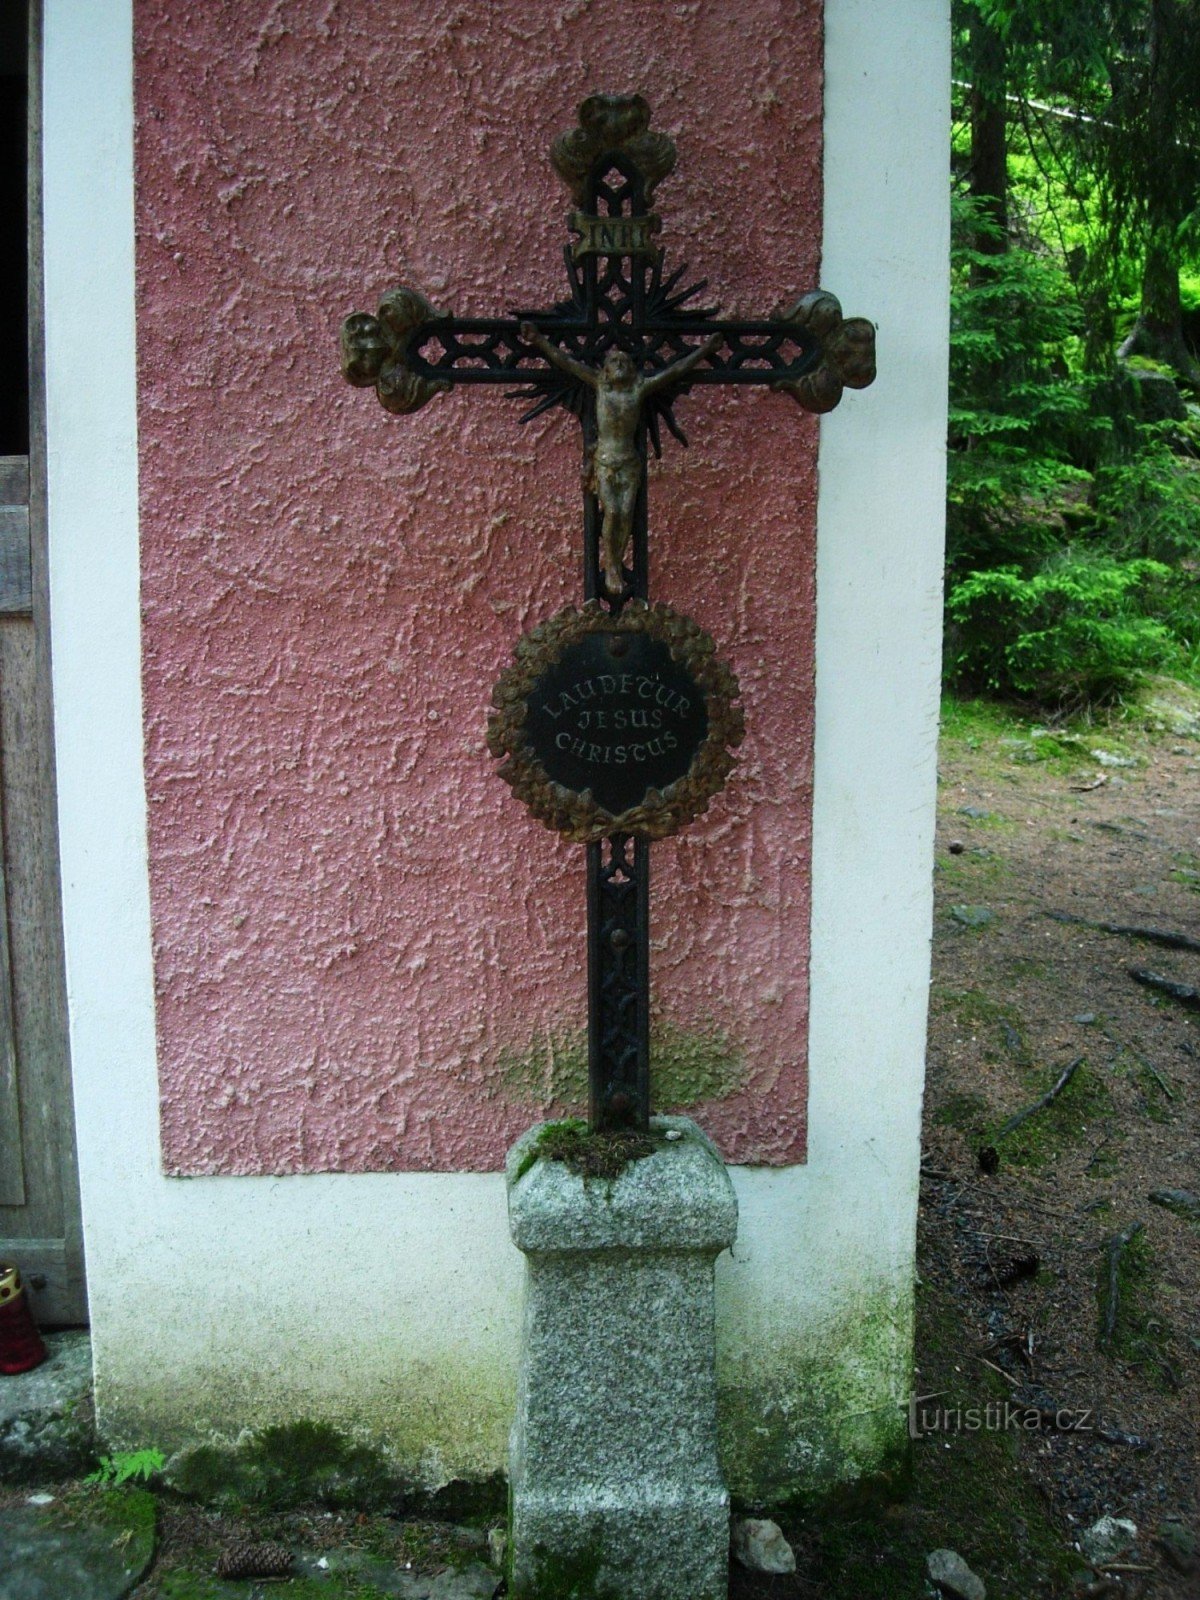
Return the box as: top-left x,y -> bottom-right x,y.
135,0 -> 823,1174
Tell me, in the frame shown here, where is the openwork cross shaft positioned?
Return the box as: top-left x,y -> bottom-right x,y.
340,94 -> 876,1133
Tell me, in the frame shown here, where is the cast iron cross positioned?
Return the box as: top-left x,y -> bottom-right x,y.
340,94 -> 876,1134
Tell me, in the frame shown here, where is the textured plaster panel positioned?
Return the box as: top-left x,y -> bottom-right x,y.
134,0 -> 822,1174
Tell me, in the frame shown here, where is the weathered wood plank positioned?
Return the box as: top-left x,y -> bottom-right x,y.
0,456 -> 29,504
0,504 -> 32,613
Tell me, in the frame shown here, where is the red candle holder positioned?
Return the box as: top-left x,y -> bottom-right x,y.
0,1262 -> 48,1375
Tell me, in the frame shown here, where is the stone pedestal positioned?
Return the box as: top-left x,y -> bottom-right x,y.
506,1117 -> 737,1600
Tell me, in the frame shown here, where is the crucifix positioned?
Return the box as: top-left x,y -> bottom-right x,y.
340,94 -> 876,1135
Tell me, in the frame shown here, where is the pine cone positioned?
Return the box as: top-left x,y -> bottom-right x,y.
215,1539 -> 294,1580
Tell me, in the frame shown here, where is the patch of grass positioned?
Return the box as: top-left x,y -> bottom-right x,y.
1005,955 -> 1051,980
933,988 -> 1029,1063
1097,1228 -> 1180,1392
1119,1050 -> 1177,1124
944,803 -> 1018,833
988,1061 -> 1110,1169
1006,731 -> 1097,772
940,694 -> 1031,751
933,1092 -> 991,1133
936,848 -> 1011,890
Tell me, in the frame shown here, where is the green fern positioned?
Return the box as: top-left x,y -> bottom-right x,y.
85,1448 -> 165,1487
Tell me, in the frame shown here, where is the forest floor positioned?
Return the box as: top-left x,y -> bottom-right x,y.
744,689 -> 1200,1600
923,695 -> 1200,1583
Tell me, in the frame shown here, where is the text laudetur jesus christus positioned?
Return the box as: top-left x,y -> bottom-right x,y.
539,672 -> 693,765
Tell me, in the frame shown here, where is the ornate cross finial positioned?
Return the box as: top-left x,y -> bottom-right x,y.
550,93 -> 677,205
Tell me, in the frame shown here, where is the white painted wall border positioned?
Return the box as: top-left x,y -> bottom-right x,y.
44,0 -> 948,1481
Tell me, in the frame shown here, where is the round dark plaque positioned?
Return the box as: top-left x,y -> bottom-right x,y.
487,600 -> 744,842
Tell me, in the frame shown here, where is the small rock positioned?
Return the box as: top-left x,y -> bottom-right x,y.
731,1517 -> 796,1574
1149,1188 -> 1200,1217
927,1547 -> 986,1600
957,806 -> 991,819
948,839 -> 965,855
950,905 -> 994,928
427,1562 -> 498,1599
25,1493 -> 55,1506
486,1526 -> 506,1570
1124,365 -> 1187,422
664,1129 -> 682,1141
1090,750 -> 1137,768
1073,1013 -> 1096,1025
1079,1515 -> 1137,1566
1157,1517 -> 1197,1574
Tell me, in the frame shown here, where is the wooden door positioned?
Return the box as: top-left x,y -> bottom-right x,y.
0,6 -> 86,1326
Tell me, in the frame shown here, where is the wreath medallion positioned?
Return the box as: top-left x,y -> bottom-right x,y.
486,600 -> 744,843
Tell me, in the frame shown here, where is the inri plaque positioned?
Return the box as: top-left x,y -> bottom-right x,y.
487,600 -> 744,843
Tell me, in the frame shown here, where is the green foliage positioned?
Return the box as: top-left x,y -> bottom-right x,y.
1092,429 -> 1200,563
85,1447 -> 165,1487
947,198 -> 1103,580
946,554 -> 1178,702
946,122 -> 1200,707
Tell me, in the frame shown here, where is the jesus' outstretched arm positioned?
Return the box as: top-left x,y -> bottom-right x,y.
638,331 -> 722,398
519,323 -> 598,389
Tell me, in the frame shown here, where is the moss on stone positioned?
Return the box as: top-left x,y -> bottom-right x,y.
719,1282 -> 914,1509
408,1472 -> 507,1523
85,1484 -> 158,1540
516,1119 -> 666,1182
498,1030 -> 589,1106
515,1536 -> 616,1600
650,1018 -> 746,1108
498,1019 -> 745,1112
165,1420 -> 403,1512
158,1576 -> 372,1600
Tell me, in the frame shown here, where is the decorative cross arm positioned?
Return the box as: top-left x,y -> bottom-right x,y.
341,281 -> 876,424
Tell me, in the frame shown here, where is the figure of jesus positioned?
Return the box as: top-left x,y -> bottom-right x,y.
519,323 -> 722,597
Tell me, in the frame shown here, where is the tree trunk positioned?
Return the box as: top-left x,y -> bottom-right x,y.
968,6 -> 1007,264
1117,0 -> 1200,385
1118,230 -> 1200,384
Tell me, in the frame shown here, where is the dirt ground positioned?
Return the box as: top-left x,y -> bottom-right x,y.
917,698 -> 1200,1596
735,695 -> 1200,1600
